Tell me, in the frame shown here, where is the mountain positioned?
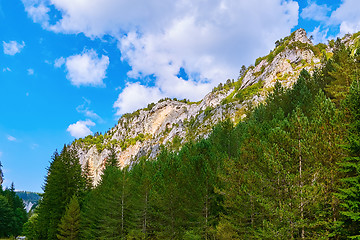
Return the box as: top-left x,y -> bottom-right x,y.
72,28 -> 355,184
16,191 -> 41,213
31,29 -> 360,240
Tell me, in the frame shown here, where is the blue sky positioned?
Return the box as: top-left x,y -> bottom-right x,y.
0,0 -> 359,192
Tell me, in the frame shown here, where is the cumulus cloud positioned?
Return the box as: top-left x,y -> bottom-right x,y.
114,82 -> 164,115
330,0 -> 360,36
64,49 -> 109,87
7,135 -> 16,142
23,0 -> 300,114
3,41 -> 25,55
300,2 -> 331,22
22,0 -> 50,28
67,120 -> 95,138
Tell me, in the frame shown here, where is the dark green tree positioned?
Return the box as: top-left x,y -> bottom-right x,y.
0,195 -> 13,237
337,80 -> 360,238
57,195 -> 81,240
35,146 -> 85,240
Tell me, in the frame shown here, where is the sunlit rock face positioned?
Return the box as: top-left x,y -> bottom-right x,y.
73,28 -> 330,185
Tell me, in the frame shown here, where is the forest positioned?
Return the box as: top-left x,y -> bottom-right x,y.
1,39 -> 359,239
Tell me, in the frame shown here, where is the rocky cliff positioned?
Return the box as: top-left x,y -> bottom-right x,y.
73,28 -> 336,184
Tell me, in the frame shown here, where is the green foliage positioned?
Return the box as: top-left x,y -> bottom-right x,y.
0,183 -> 27,238
30,30 -> 360,240
0,195 -> 13,238
255,56 -> 266,66
22,214 -> 38,240
323,40 -> 358,105
351,31 -> 360,40
235,80 -> 263,102
57,195 -> 80,240
33,146 -> 86,240
337,80 -> 360,238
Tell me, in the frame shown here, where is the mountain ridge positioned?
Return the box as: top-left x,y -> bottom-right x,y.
72,28 -> 358,184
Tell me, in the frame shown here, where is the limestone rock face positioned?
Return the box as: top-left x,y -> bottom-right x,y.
75,89 -> 237,184
241,28 -> 321,90
73,28 -> 329,184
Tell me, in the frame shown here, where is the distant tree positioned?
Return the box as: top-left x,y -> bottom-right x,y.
82,161 -> 93,192
23,213 -> 39,240
0,195 -> 13,237
239,65 -> 247,79
2,183 -> 27,236
106,147 -> 118,167
57,195 -> 80,240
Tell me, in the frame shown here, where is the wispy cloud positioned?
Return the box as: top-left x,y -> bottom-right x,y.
54,57 -> 65,68
2,67 -> 11,72
27,68 -> 34,75
300,2 -> 331,22
30,143 -> 39,150
7,135 -> 16,142
3,40 -> 25,55
76,98 -> 103,122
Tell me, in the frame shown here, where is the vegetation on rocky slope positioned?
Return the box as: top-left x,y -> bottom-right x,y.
18,31 -> 360,239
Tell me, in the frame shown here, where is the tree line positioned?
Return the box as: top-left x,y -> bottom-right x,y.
23,40 -> 360,239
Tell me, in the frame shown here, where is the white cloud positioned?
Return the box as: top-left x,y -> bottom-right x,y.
64,49 -> 109,87
54,57 -> 65,68
27,68 -> 34,75
308,26 -> 329,44
23,0 -> 299,113
22,0 -> 49,28
67,120 -> 95,138
2,67 -> 11,72
76,98 -> 102,121
300,2 -> 331,22
7,135 -> 16,142
114,82 -> 164,115
330,0 -> 360,36
3,41 -> 25,55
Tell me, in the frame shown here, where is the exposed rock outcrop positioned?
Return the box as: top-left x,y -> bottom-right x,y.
73,28 -> 333,184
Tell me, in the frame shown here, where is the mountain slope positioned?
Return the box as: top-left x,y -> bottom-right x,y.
72,28 -> 335,184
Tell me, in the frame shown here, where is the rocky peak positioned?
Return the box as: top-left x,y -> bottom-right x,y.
241,28 -> 320,90
290,28 -> 312,45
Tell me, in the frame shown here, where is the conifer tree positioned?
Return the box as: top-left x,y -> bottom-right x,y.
82,161 -> 93,192
0,161 -> 3,185
0,195 -> 13,237
337,80 -> 360,238
35,146 -> 85,240
57,195 -> 80,240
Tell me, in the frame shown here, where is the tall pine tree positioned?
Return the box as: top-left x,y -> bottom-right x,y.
337,80 -> 360,238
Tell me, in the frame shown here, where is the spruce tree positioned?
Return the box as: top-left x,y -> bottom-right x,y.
57,195 -> 81,240
337,80 -> 360,238
35,146 -> 85,240
0,195 -> 13,237
0,161 -> 3,185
